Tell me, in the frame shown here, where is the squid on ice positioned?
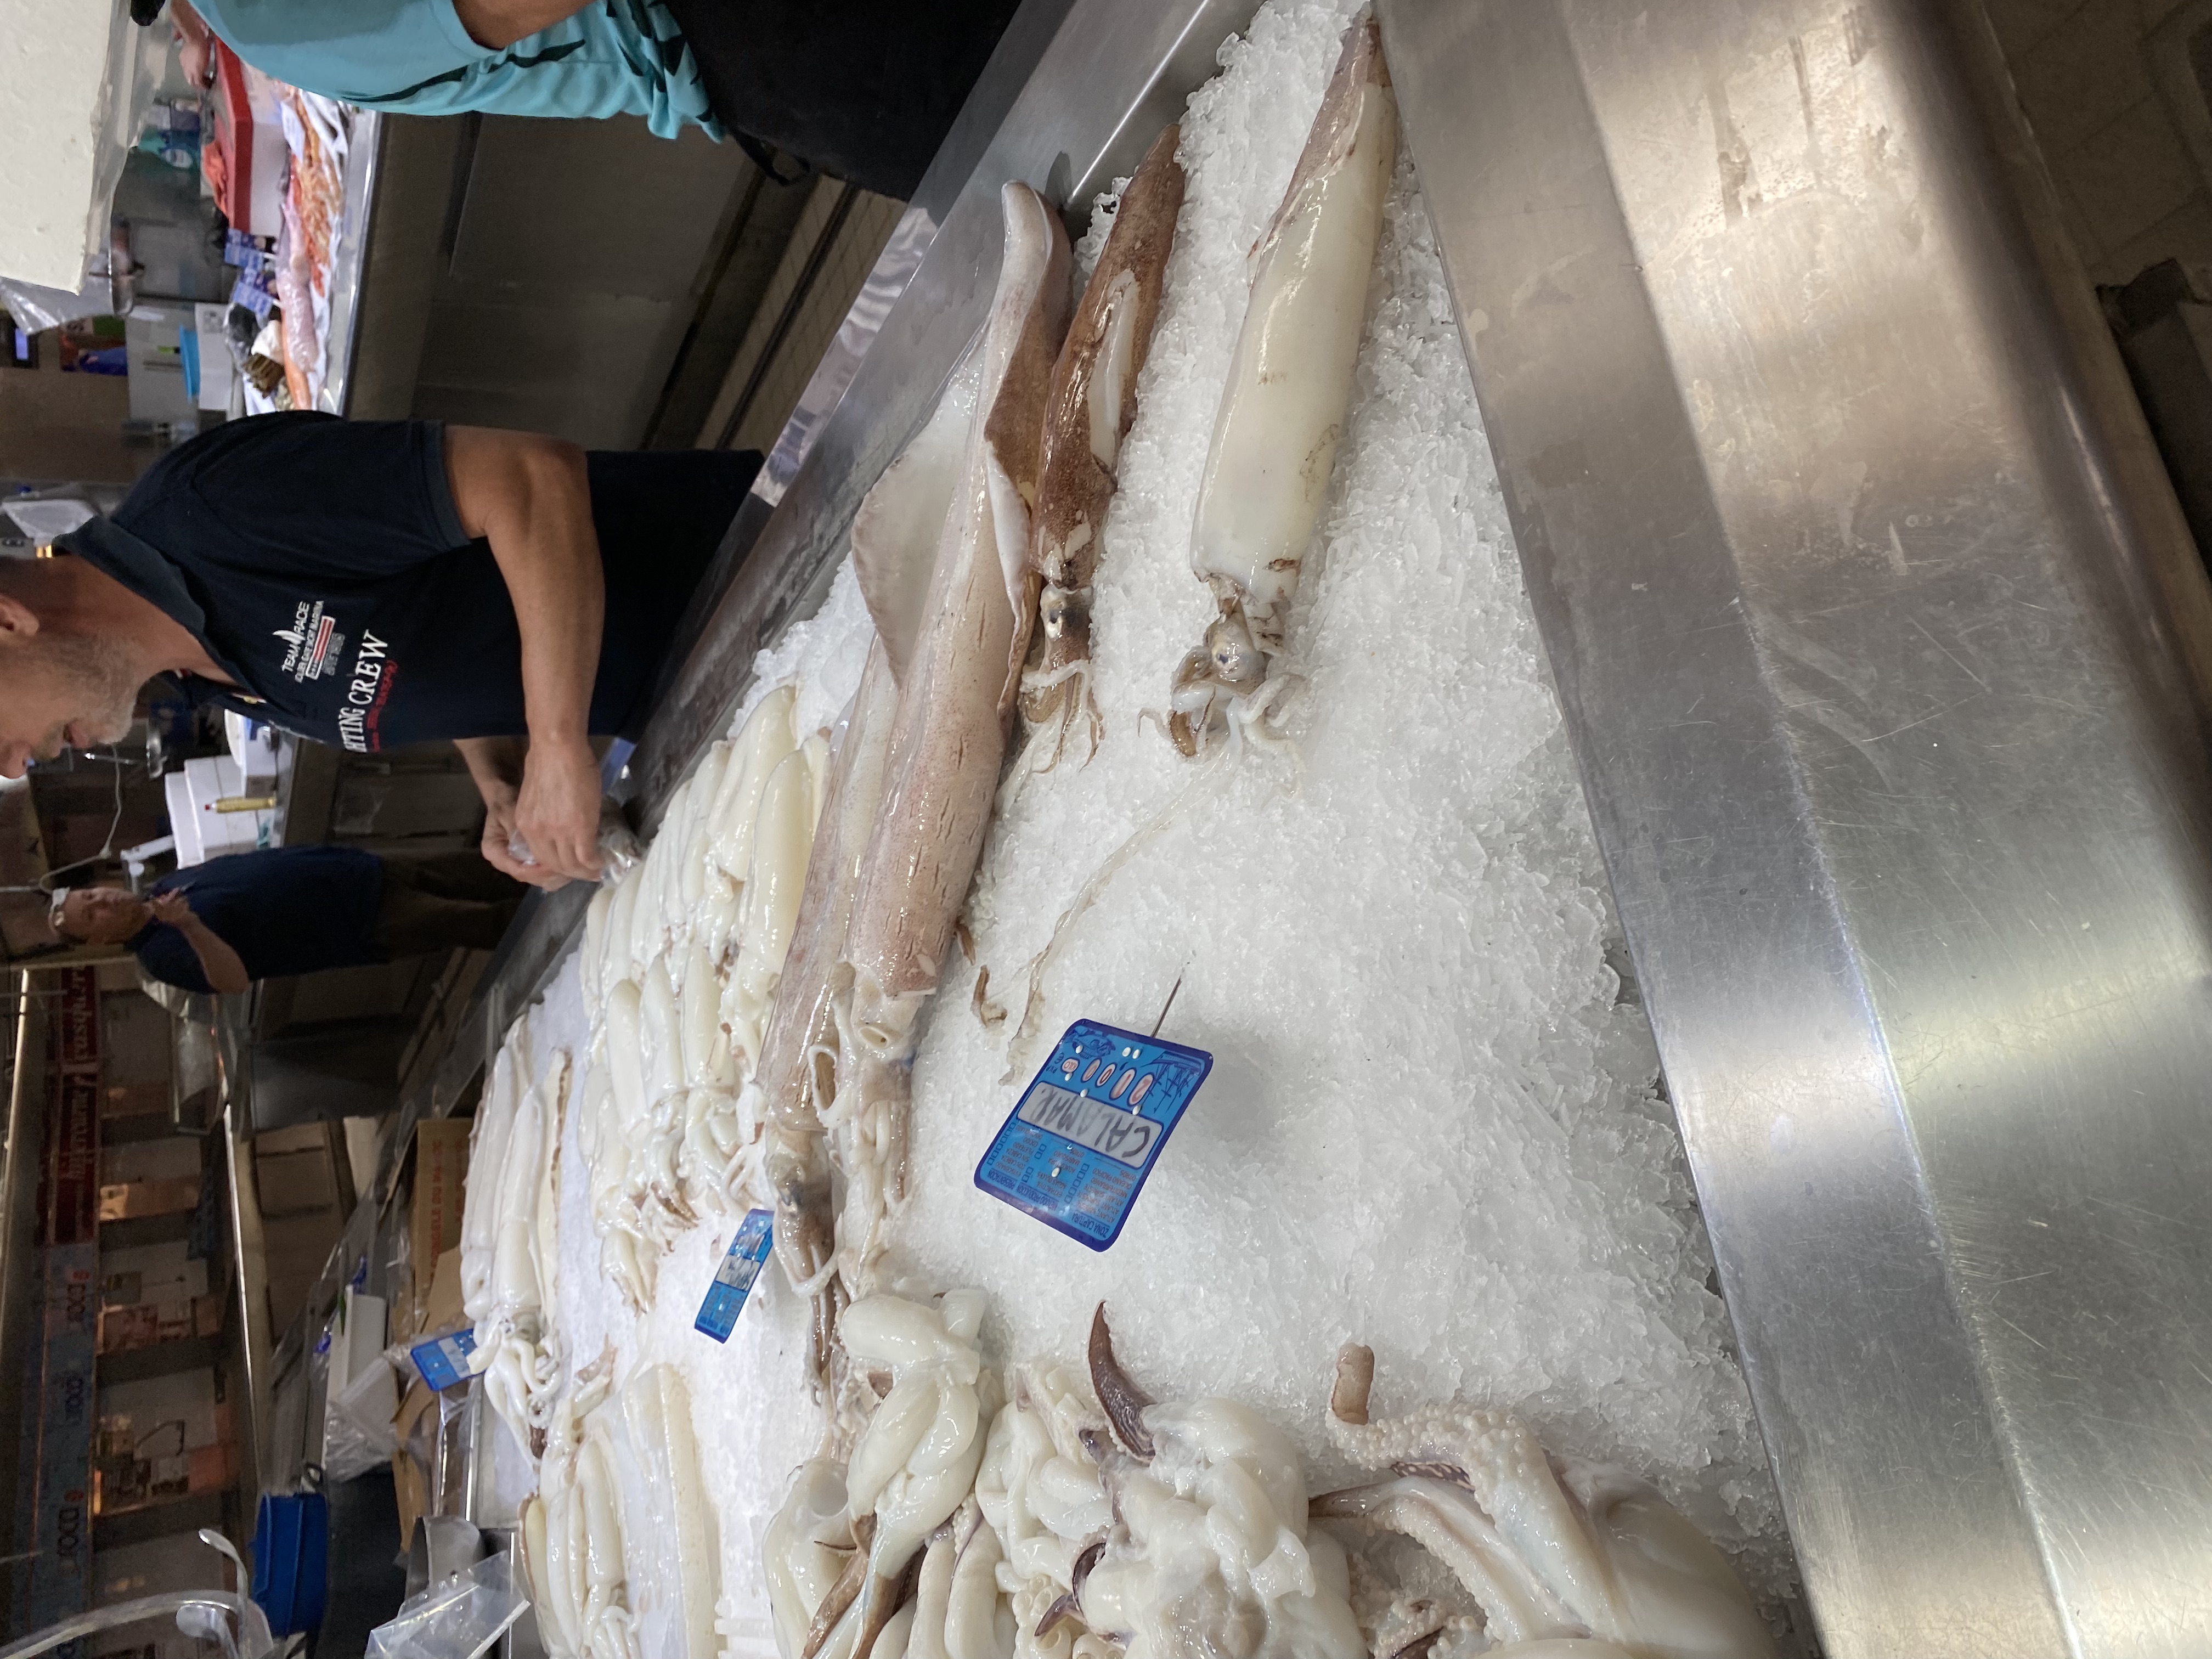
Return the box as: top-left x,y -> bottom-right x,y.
1021,122 -> 1186,764
724,744 -> 821,1080
879,1497 -> 1014,1659
1167,14 -> 1395,756
465,1018 -> 571,1454
1079,1307 -> 1364,1659
460,1011 -> 529,1322
623,1364 -> 725,1659
786,1290 -> 1000,1659
747,641 -> 902,1357
974,1365 -> 1112,1659
522,1355 -> 641,1659
838,182 -> 1071,1279
768,1461 -> 862,1659
1310,1346 -> 1772,1659
574,684 -> 826,1301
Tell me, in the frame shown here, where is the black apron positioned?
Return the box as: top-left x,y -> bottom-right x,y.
663,0 -> 1023,199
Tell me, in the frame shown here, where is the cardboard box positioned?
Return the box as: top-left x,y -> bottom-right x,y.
98,1304 -> 163,1352
189,1442 -> 237,1491
421,1249 -> 464,1340
257,1124 -> 329,1157
403,1122 -> 470,1338
256,1147 -> 340,1218
392,1248 -> 470,1543
102,1082 -> 171,1119
98,1177 -> 202,1220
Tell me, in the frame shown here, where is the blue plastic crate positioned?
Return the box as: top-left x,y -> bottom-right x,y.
251,1488 -> 329,1636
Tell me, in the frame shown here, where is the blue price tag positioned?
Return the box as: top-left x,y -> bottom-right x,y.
696,1209 -> 775,1341
410,1327 -> 477,1392
975,1019 -> 1211,1251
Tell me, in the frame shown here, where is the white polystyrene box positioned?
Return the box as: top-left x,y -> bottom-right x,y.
162,769 -> 206,866
223,709 -> 280,788
177,753 -> 274,861
0,0 -> 132,290
182,754 -> 244,816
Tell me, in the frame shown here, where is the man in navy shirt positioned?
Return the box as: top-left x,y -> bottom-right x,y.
0,415 -> 759,889
52,845 -> 524,996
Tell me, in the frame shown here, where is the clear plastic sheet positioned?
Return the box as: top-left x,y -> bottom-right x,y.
323,1349 -> 401,1482
0,269 -> 115,334
366,1551 -> 529,1659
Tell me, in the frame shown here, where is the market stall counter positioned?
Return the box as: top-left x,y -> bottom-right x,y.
251,0 -> 2212,1655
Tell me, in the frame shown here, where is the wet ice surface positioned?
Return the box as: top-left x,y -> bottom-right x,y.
537,905 -> 829,1659
888,0 -> 1791,1595
522,0 -> 1796,1647
532,572 -> 882,1659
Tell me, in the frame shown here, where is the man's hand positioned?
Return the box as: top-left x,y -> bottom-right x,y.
148,888 -> 251,994
457,735 -> 574,889
514,734 -> 603,887
474,772 -> 538,885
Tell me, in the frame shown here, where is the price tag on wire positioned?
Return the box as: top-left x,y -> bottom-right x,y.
975,1012 -> 1210,1251
409,1326 -> 477,1391
695,1208 -> 774,1341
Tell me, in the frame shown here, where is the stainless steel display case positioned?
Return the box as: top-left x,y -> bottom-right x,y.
341,0 -> 2212,1650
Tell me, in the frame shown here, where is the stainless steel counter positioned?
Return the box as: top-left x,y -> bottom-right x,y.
319,108 -> 382,417
335,0 -> 2212,1649
1381,0 -> 2212,1652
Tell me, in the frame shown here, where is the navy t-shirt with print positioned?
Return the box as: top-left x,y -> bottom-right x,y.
57,414 -> 758,753
131,844 -> 388,994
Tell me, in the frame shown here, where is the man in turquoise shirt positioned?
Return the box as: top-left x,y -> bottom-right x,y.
160,0 -> 1019,198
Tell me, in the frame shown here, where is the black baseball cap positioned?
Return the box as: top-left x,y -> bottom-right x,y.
131,0 -> 166,24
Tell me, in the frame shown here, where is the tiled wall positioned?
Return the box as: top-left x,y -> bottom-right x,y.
1988,0 -> 2212,283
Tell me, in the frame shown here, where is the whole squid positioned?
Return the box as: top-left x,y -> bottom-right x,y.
1022,123 -> 1186,762
1169,14 -> 1395,755
839,182 -> 1071,1245
800,1292 -> 997,1659
748,640 -> 902,1356
1080,1307 -> 1364,1659
1311,1346 -> 1772,1658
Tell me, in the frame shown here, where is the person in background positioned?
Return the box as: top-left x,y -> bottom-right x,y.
0,413 -> 757,890
146,0 -> 1021,201
51,845 -> 525,996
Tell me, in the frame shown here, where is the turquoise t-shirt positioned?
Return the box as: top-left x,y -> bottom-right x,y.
190,0 -> 721,140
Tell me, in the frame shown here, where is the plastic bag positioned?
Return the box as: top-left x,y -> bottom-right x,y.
322,1350 -> 400,1482
503,814 -> 641,883
366,1551 -> 528,1659
0,271 -> 114,334
0,499 -> 97,543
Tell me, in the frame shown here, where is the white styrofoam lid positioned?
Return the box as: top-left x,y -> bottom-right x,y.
0,0 -> 133,290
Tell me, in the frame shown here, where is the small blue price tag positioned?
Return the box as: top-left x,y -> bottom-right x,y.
975,1019 -> 1211,1251
410,1327 -> 477,1392
696,1209 -> 775,1341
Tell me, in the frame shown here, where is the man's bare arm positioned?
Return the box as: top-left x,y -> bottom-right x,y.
182,919 -> 252,996
452,0 -> 597,49
444,427 -> 605,887
150,893 -> 251,995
